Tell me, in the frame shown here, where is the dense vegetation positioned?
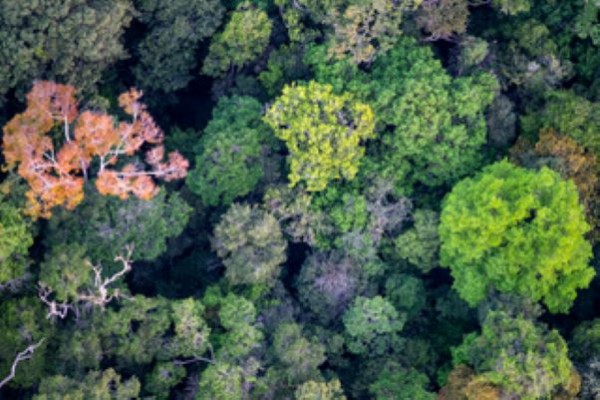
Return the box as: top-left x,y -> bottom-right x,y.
0,0 -> 599,398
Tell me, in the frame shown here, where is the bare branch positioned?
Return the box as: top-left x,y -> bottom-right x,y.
38,245 -> 135,319
0,339 -> 45,389
38,284 -> 72,320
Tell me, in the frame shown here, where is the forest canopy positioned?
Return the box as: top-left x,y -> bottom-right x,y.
0,0 -> 599,399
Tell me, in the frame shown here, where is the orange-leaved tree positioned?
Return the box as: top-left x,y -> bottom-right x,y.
2,81 -> 188,218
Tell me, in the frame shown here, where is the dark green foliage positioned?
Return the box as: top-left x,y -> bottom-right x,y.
393,209 -> 440,273
46,189 -> 192,263
369,362 -> 436,400
0,298 -> 51,388
0,195 -> 33,283
521,90 -> 600,155
186,96 -> 272,206
134,0 -> 225,92
0,0 -> 133,98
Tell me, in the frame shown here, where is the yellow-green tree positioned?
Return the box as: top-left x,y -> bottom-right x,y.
264,81 -> 375,192
439,160 -> 594,313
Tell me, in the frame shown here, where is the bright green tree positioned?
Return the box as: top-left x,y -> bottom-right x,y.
186,96 -> 272,206
452,311 -> 573,400
202,1 -> 272,77
439,160 -> 594,313
212,203 -> 287,286
264,81 -> 375,191
134,0 -> 224,92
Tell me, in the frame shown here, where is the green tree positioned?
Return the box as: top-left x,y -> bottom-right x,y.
0,196 -> 33,284
264,81 -> 375,191
0,0 -> 133,99
212,203 -> 287,286
39,243 -> 92,304
452,311 -> 573,400
45,189 -> 191,263
439,160 -> 594,313
197,362 -> 245,400
34,369 -> 140,400
521,90 -> 600,155
342,296 -> 405,355
369,362 -> 435,400
133,0 -> 224,92
295,379 -> 346,399
0,298 -> 52,388
308,37 -> 498,194
272,323 -> 327,382
186,96 -> 272,206
145,362 -> 186,400
416,0 -> 469,41
202,1 -> 272,77
393,209 -> 440,273
297,251 -> 368,323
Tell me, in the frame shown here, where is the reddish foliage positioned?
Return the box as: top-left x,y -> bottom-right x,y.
2,81 -> 189,218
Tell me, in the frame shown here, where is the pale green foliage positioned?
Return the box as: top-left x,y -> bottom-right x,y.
327,0 -> 421,63
394,209 -> 440,273
134,0 -> 224,92
202,1 -> 272,77
439,160 -> 594,313
0,196 -> 33,283
212,203 -> 287,285
273,323 -> 326,382
264,81 -> 375,191
197,362 -> 245,400
295,379 -> 346,399
342,296 -> 405,355
34,369 -> 140,400
0,0 -> 133,97
169,298 -> 211,358
492,0 -> 531,15
186,96 -> 271,206
452,311 -> 573,400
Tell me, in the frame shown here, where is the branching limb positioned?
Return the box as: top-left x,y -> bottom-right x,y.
0,339 -> 45,389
